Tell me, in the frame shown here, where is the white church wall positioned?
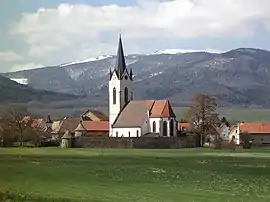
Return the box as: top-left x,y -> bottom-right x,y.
112,127 -> 141,137
159,117 -> 177,137
141,117 -> 151,136
149,118 -> 161,133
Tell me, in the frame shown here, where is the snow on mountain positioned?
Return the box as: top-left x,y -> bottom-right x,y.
10,78 -> 28,85
60,55 -> 113,67
152,49 -> 223,55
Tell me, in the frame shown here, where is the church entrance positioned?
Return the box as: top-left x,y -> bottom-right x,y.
163,121 -> 167,136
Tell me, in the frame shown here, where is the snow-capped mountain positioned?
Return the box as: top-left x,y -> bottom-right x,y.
2,48 -> 270,107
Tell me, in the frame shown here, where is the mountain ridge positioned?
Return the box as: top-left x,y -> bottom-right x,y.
0,75 -> 78,103
2,48 -> 270,107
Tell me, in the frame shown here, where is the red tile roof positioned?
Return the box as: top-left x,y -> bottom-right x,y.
239,122 -> 270,134
178,122 -> 191,131
82,121 -> 109,132
149,100 -> 176,118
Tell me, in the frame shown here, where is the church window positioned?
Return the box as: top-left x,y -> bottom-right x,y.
124,87 -> 129,104
153,121 -> 156,133
170,120 -> 174,136
116,131 -> 118,137
163,121 -> 167,137
136,130 -> 139,137
113,87 -> 116,104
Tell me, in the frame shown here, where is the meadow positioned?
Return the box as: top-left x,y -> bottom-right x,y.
0,148 -> 270,202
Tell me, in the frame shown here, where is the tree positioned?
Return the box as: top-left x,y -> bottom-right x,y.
220,116 -> 230,127
0,118 -> 17,147
185,93 -> 219,147
6,105 -> 29,147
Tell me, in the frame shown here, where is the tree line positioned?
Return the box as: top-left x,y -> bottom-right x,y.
0,105 -> 45,147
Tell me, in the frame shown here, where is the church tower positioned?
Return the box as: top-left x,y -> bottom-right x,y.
109,35 -> 133,135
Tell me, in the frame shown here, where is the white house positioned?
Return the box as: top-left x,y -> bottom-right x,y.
109,36 -> 177,137
218,123 -> 230,140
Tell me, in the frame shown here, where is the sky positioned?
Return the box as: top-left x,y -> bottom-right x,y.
1,0 -> 270,73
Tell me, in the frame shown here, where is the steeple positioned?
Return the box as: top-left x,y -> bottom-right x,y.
115,34 -> 126,76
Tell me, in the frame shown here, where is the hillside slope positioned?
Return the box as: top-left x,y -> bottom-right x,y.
0,75 -> 77,103
3,48 -> 270,107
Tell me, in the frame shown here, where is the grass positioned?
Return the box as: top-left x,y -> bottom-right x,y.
0,148 -> 270,202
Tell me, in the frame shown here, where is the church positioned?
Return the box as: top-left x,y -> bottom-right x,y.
109,36 -> 178,137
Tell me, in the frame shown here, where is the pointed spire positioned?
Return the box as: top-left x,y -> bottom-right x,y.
130,68 -> 133,80
115,34 -> 126,76
45,115 -> 52,124
109,68 -> 112,79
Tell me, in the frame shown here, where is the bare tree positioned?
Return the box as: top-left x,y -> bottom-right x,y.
6,105 -> 29,147
185,93 -> 219,147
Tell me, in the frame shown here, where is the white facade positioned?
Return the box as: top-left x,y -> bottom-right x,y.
109,70 -> 133,136
112,117 -> 177,138
219,125 -> 230,139
112,127 -> 141,137
228,126 -> 240,144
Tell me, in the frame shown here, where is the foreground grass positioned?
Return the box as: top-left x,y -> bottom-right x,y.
0,148 -> 270,202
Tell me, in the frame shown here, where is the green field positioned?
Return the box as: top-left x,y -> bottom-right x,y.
0,148 -> 270,202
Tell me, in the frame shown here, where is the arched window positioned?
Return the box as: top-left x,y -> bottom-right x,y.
128,131 -> 130,138
113,87 -> 116,104
153,121 -> 156,133
124,87 -> 129,104
163,121 -> 167,137
136,130 -> 139,137
116,131 -> 118,137
170,120 -> 174,137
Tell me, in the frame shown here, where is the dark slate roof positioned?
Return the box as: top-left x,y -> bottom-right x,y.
113,100 -> 154,128
115,35 -> 126,76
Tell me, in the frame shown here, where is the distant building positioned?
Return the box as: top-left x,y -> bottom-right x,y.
229,122 -> 270,145
109,35 -> 177,137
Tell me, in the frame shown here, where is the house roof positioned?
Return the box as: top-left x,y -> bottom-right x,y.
113,100 -> 175,128
239,122 -> 270,134
82,121 -> 109,132
58,117 -> 81,133
83,110 -> 108,121
31,119 -> 44,128
75,121 -> 86,131
178,122 -> 191,130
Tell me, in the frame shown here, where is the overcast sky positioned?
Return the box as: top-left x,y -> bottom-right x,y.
1,0 -> 270,72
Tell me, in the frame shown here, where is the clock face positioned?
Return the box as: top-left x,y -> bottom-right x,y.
124,75 -> 128,80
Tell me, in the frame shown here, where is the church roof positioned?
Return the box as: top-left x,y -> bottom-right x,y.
112,100 -> 175,128
113,100 -> 153,128
115,35 -> 126,76
149,100 -> 176,118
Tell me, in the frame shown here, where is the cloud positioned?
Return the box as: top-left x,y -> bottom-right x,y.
0,51 -> 24,62
10,62 -> 43,72
10,0 -> 270,64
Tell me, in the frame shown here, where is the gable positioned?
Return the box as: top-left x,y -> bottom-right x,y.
83,110 -> 108,121
150,100 -> 176,118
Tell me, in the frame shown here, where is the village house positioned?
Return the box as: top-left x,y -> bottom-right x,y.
109,36 -> 178,137
75,120 -> 109,137
229,122 -> 270,145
